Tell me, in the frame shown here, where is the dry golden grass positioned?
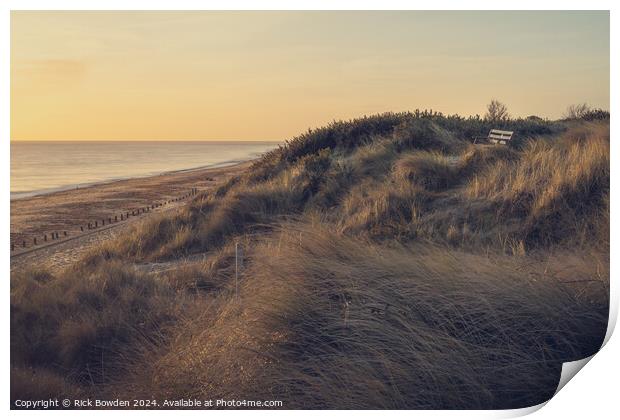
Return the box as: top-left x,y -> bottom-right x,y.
11,261 -> 200,398
393,151 -> 456,191
339,122 -> 609,250
115,227 -> 607,409
463,123 -> 609,246
339,181 -> 430,237
10,116 -> 609,409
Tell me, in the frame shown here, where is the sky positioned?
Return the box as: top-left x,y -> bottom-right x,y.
11,11 -> 609,141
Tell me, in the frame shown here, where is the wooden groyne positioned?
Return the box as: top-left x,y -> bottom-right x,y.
10,187 -> 199,255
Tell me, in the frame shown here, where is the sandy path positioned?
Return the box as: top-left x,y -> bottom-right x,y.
10,161 -> 252,273
11,202 -> 179,273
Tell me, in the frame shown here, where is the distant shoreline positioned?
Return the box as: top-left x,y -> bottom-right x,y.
10,160 -> 253,259
10,158 -> 255,201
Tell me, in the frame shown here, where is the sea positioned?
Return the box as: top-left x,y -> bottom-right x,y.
10,141 -> 280,200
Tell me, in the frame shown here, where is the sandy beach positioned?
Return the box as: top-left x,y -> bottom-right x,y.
10,160 -> 252,270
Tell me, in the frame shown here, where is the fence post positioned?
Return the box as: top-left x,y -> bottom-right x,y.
235,242 -> 239,298
22,240 -> 26,248
34,237 -> 37,245
80,226 -> 84,232
235,242 -> 243,299
44,234 -> 47,242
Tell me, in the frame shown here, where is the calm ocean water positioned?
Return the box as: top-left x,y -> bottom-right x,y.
11,141 -> 279,199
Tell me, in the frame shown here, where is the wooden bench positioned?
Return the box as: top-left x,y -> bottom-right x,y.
473,129 -> 514,145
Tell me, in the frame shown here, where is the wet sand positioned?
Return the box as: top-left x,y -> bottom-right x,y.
10,161 -> 252,267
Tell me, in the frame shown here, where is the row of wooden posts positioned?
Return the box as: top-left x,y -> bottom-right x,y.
11,187 -> 198,252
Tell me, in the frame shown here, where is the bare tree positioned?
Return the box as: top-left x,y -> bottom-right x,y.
484,100 -> 510,122
563,103 -> 591,119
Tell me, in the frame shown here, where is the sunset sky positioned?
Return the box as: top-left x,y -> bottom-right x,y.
11,11 -> 609,141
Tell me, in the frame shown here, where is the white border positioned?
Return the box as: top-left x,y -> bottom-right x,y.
2,2 -> 617,419
1,0 -> 616,11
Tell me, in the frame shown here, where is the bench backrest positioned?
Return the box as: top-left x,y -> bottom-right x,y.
488,129 -> 513,144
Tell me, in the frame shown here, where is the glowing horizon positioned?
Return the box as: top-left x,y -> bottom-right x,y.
11,11 -> 609,141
